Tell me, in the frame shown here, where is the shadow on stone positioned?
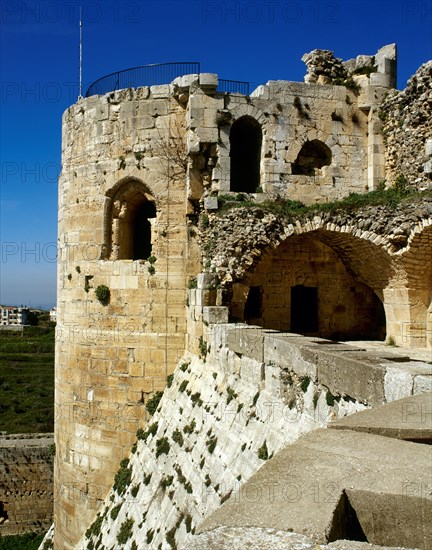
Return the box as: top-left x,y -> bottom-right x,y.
327,490 -> 367,543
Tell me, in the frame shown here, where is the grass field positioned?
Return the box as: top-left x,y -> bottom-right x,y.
0,532 -> 45,550
0,326 -> 55,434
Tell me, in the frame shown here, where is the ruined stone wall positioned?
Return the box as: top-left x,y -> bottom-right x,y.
185,45 -> 395,204
206,81 -> 375,201
381,61 -> 432,188
302,44 -> 397,89
0,434 -> 53,536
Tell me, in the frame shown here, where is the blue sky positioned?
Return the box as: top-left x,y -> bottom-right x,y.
0,0 -> 431,309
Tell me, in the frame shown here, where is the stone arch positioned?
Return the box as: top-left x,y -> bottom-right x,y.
230,115 -> 263,192
207,212 -> 431,348
393,224 -> 432,347
223,216 -> 394,291
292,139 -> 332,175
224,218 -> 396,341
228,103 -> 267,126
103,177 -> 157,260
400,224 -> 432,290
232,229 -> 388,340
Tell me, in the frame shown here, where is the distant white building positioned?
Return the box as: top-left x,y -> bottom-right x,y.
0,306 -> 30,326
49,307 -> 57,321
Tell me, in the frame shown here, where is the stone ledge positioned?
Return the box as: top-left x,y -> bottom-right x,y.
328,392 -> 432,443
196,428 -> 431,548
188,526 -> 420,550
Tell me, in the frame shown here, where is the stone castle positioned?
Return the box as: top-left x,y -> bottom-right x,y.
51,44 -> 432,549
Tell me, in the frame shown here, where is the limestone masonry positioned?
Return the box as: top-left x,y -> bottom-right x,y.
51,44 -> 432,549
0,433 -> 54,537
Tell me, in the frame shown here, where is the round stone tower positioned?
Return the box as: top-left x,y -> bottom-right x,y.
54,84 -> 201,548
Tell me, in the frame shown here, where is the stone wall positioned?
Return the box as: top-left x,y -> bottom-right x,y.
78,325 -> 430,549
380,60 -> 432,187
0,433 -> 53,536
78,330 -> 365,550
212,80 -> 375,200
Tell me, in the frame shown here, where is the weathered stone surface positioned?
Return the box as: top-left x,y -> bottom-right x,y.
203,306 -> 229,324
317,351 -> 386,406
302,49 -> 347,84
414,374 -> 432,394
188,527 -> 419,550
0,434 -> 54,536
204,196 -> 218,210
199,73 -> 218,88
264,332 -> 319,379
77,331 -> 366,550
227,324 -> 265,362
380,61 -> 432,188
329,392 -> 432,443
197,429 -> 431,548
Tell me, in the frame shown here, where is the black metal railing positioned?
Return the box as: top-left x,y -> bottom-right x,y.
85,62 -> 250,97
218,79 -> 250,95
85,62 -> 201,97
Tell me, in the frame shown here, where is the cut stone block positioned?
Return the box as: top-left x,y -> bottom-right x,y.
203,306 -> 229,324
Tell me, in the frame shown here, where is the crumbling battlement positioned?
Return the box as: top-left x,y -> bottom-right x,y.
302,43 -> 397,88
380,61 -> 432,187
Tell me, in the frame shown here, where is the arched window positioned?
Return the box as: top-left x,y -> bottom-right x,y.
292,140 -> 332,175
104,179 -> 156,260
230,116 -> 262,192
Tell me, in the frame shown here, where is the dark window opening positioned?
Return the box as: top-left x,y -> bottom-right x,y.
230,116 -> 262,192
292,139 -> 332,175
131,200 -> 156,260
244,286 -> 262,319
115,195 -> 156,260
291,285 -> 318,334
0,501 -> 8,521
106,179 -> 157,261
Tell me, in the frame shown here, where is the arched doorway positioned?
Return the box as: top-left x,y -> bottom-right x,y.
230,116 -> 262,192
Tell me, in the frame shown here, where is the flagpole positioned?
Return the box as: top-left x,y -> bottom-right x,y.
79,6 -> 83,99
